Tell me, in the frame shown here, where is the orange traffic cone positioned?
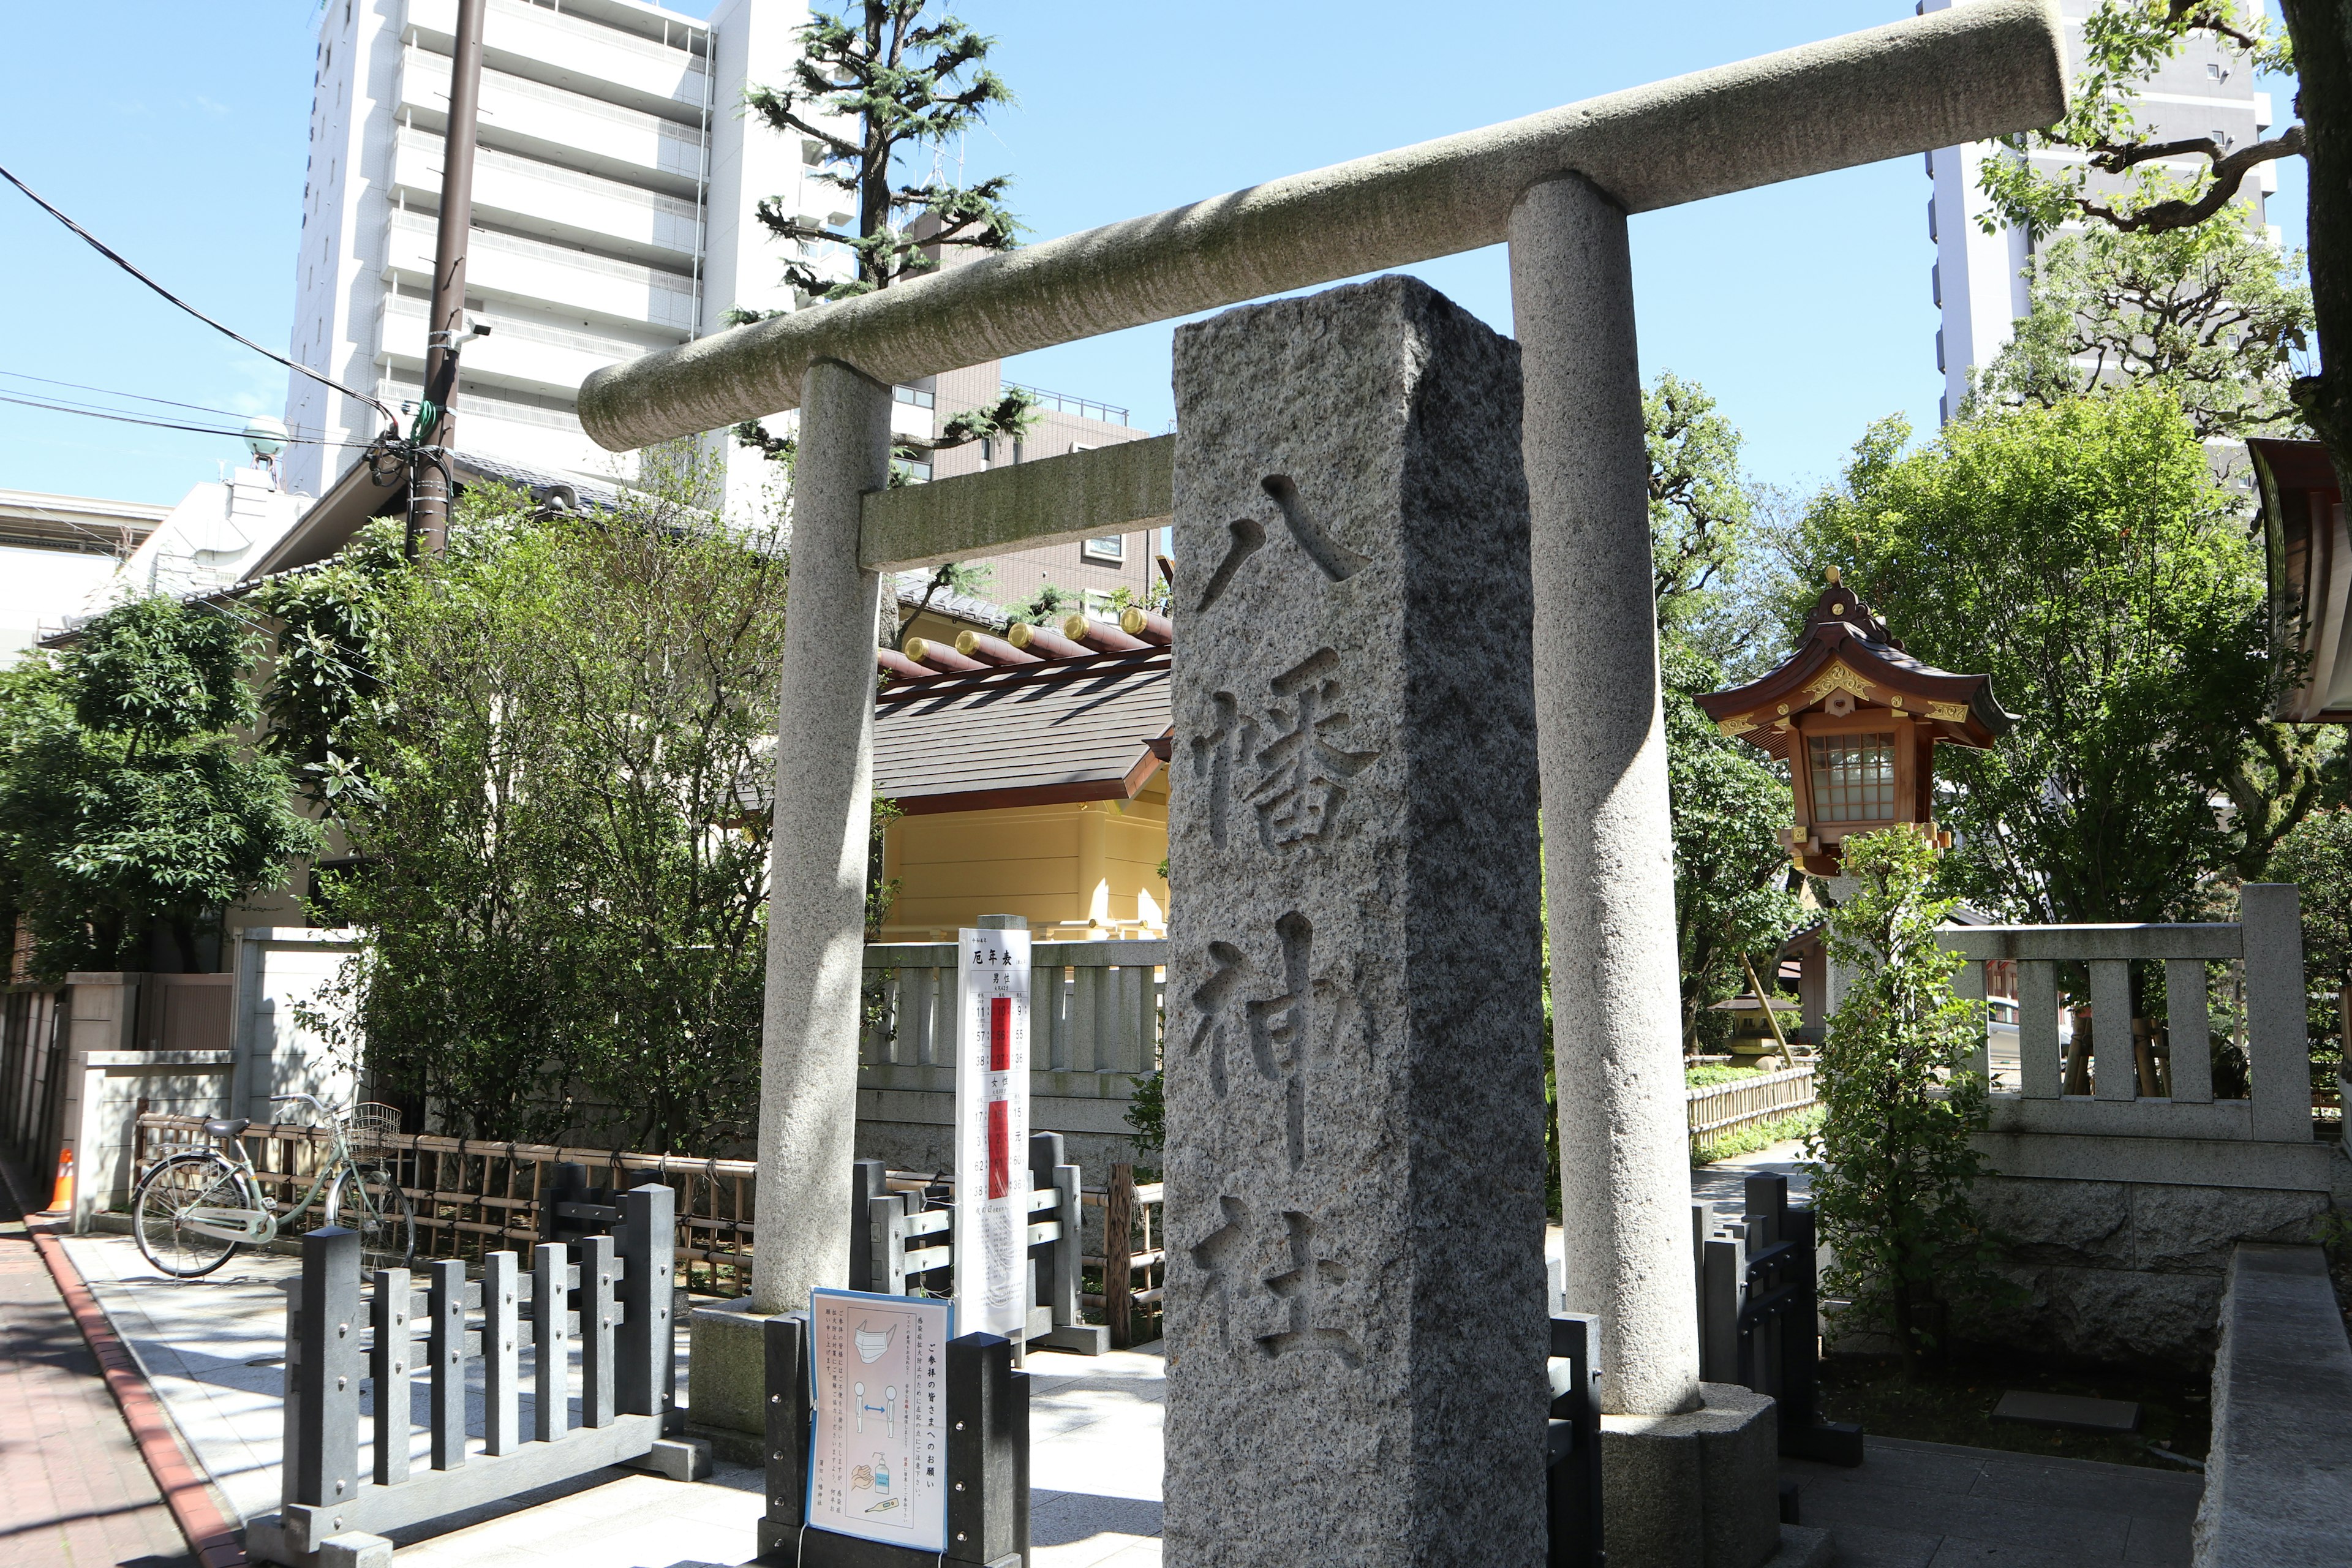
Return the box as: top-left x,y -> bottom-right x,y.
45,1148 -> 73,1213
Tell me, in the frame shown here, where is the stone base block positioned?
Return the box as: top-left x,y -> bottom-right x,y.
1601,1382 -> 1782,1568
1032,1322 -> 1109,1355
1765,1524 -> 1835,1568
316,1534 -> 393,1568
625,1436 -> 714,1482
687,1298 -> 772,1465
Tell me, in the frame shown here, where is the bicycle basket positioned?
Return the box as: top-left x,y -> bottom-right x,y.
345,1102 -> 404,1155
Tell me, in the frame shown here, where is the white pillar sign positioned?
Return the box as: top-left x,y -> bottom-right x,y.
952,926 -> 1030,1338
804,1286 -> 953,1550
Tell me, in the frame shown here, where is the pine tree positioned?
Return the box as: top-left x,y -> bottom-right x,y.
733,2 -> 1036,466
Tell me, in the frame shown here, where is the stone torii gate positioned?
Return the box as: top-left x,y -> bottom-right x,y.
578,6 -> 2065,1562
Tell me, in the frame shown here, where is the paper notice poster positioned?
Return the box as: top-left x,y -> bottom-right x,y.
952,927 -> 1030,1339
805,1287 -> 953,1551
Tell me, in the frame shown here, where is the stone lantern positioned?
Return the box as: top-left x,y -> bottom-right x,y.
1694,568 -> 2011,874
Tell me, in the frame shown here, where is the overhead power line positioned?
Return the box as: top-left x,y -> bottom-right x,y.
0,161 -> 395,428
0,368 -> 333,439
0,391 -> 366,448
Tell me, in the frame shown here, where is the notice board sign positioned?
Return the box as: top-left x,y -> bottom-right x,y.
953,926 -> 1030,1338
805,1287 -> 953,1551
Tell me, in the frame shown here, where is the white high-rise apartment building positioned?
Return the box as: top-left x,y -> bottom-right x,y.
1924,0 -> 2276,423
284,0 -> 818,499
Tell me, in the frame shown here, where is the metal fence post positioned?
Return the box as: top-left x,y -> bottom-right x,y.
484,1250 -> 520,1455
848,1158 -> 887,1293
616,1182 -> 676,1420
756,1311 -> 812,1562
428,1259 -> 467,1471
582,1234 -> 616,1428
944,1331 -> 1024,1565
372,1266 -> 413,1485
292,1226 -> 360,1508
1547,1313 -> 1603,1568
534,1242 -> 569,1442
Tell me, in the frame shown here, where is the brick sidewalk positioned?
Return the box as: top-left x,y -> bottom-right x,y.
0,1182 -> 192,1568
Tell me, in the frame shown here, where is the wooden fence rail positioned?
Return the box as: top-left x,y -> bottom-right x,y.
1685,1066 -> 1817,1160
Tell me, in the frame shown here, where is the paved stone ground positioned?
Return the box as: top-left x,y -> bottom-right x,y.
1785,1436 -> 2201,1568
53,1186 -> 2195,1568
0,1198 -> 192,1568
1691,1136 -> 1814,1213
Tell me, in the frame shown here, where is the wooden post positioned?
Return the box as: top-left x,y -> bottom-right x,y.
1104,1164 -> 1134,1351
1739,953 -> 1792,1067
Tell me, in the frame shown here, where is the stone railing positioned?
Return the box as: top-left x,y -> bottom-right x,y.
1936,885 -> 2326,1188
859,939 -> 1163,1089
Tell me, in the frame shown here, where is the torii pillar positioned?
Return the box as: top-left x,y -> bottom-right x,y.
572,1 -> 2068,1550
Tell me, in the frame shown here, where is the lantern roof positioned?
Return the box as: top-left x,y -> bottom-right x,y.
1692,570 -> 2013,763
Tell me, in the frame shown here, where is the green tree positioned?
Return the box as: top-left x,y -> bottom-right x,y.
308,483 -> 789,1150
2270,805 -> 2352,1071
1664,646 -> 1804,1055
731,1 -> 1037,469
1967,221 -> 2313,439
1792,389 -> 2310,920
1806,828 -> 2006,1375
0,595 -> 318,975
1980,3 -> 2299,241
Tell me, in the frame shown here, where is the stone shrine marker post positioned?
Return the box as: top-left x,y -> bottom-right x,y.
1159,276 -> 1547,1562
575,5 -> 2068,1561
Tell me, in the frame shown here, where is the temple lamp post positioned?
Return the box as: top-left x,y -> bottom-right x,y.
1695,568 -> 2011,875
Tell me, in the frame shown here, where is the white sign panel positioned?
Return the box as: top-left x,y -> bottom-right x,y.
805,1287 -> 953,1551
952,926 -> 1030,1338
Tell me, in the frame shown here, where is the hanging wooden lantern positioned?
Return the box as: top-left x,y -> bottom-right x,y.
1694,568 -> 2011,874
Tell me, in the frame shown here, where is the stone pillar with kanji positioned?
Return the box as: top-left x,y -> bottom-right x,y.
1160,275 -> 1551,1566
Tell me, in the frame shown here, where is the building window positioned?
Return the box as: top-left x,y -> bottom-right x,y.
1082,535 -> 1126,564
1808,733 -> 1897,823
892,385 -> 935,409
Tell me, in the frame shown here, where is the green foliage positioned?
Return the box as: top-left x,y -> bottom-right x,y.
308,483 -> 789,1150
931,388 -> 1040,453
0,597 -> 317,975
1686,1063 -> 1766,1087
1122,1069 -> 1163,1158
1806,829 -> 2008,1373
1648,372 -> 1754,638
1978,1 -> 2297,238
1695,1106 -> 1822,1166
867,794 -> 904,938
251,521 -> 415,817
1967,222 -> 2312,439
1003,583 -> 1085,628
1664,644 -> 1805,1054
2274,806 -> 2352,991
745,2 -> 1018,301
1790,388 -> 2310,920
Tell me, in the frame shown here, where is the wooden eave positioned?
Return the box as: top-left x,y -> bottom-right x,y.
1695,616 -> 2010,758
873,651 -> 1173,816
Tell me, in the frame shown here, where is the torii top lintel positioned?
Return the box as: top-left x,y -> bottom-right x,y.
576,0 -> 2067,453
1693,576 -> 2014,763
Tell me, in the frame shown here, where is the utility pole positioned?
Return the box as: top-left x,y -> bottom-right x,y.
409,0 -> 489,556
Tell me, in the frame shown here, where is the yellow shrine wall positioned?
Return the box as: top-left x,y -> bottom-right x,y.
875,773 -> 1169,943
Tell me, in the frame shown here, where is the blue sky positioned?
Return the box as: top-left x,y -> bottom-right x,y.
0,1 -> 2310,507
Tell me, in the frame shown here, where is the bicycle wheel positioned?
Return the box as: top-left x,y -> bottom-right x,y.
330,1164 -> 416,1279
132,1153 -> 255,1278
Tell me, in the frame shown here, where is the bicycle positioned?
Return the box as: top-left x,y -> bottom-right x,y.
130,1094 -> 417,1280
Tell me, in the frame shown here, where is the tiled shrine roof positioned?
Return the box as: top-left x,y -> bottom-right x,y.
866,609 -> 1173,815
1694,575 -> 2012,762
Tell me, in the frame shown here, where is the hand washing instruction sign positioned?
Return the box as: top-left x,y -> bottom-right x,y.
953,926 -> 1031,1338
806,1287 -> 952,1550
